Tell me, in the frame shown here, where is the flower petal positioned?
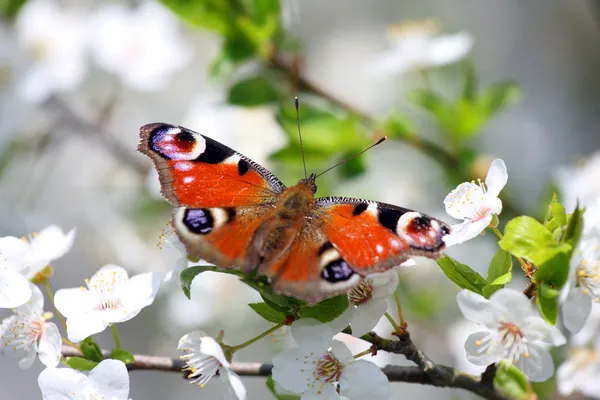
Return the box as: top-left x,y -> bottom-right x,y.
340,360 -> 391,400
443,216 -> 492,247
30,225 -> 75,265
223,370 -> 246,400
53,287 -> 92,318
88,359 -> 130,399
444,182 -> 486,220
38,367 -> 88,399
327,306 -> 353,334
0,271 -> 32,308
369,269 -> 399,298
122,272 -> 161,309
301,384 -> 338,400
330,340 -> 353,364
351,298 -> 388,337
90,264 -> 129,285
489,288 -> 534,320
514,343 -> 554,382
65,313 -> 109,343
0,236 -> 29,265
425,33 -> 474,66
38,322 -> 62,368
485,159 -> 508,198
465,331 -> 503,366
272,348 -> 317,394
199,336 -> 229,367
562,286 -> 593,333
456,290 -> 496,327
18,349 -> 37,369
290,319 -> 333,353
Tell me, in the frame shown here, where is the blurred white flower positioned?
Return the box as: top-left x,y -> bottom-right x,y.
0,225 -> 75,279
557,347 -> 600,398
0,283 -> 61,369
91,1 -> 193,91
555,152 -> 600,212
447,319 -> 486,375
0,262 -> 32,308
443,159 -> 507,246
38,359 -> 129,400
272,322 -> 390,400
184,98 -> 286,167
457,288 -> 565,382
54,264 -> 161,342
178,330 -> 246,399
561,235 -> 600,333
15,0 -> 89,103
372,19 -> 473,75
570,303 -> 600,347
344,269 -> 399,337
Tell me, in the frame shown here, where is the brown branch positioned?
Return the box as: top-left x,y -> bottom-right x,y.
63,333 -> 510,400
358,332 -> 511,400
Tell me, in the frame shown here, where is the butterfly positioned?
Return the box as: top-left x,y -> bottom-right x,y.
139,122 -> 451,304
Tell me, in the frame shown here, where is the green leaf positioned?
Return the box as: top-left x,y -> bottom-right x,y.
180,266 -> 243,299
0,0 -> 27,21
499,216 -> 571,266
564,203 -> 584,246
536,283 -> 559,324
159,0 -> 234,35
486,250 -> 513,285
478,82 -> 522,116
228,76 -> 279,106
64,357 -> 98,371
462,61 -> 477,101
247,0 -> 280,24
80,337 -> 104,362
299,295 -> 349,323
337,151 -> 367,179
248,302 -> 287,323
436,255 -> 487,294
494,361 -> 530,400
382,115 -> 415,140
266,375 -> 301,400
534,251 -> 570,288
110,349 -> 135,365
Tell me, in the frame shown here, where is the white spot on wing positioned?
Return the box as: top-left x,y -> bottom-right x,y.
319,247 -> 341,267
224,154 -> 242,165
396,212 -> 423,245
183,177 -> 194,184
210,208 -> 229,229
376,244 -> 384,254
366,203 -> 378,216
175,162 -> 193,171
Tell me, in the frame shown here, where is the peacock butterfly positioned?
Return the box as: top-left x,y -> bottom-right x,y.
138,118 -> 450,304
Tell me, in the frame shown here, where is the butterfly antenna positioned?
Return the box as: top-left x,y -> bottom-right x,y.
315,136 -> 387,179
295,97 -> 308,180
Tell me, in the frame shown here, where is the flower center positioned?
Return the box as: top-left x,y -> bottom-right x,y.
85,270 -> 128,311
474,321 -> 529,364
181,353 -> 222,387
576,260 -> 600,300
314,352 -> 344,383
2,310 -> 47,352
471,206 -> 492,222
348,279 -> 374,305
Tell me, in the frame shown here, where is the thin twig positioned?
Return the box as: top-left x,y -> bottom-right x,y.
61,345 -> 509,399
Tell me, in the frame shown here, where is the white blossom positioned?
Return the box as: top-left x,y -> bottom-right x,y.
443,159 -> 507,246
178,331 -> 246,400
556,347 -> 600,397
54,264 -> 161,342
343,269 -> 399,337
38,359 -> 130,400
555,152 -> 600,212
91,1 -> 193,91
372,19 -> 473,76
272,321 -> 390,399
447,319 -> 486,375
0,283 -> 61,368
15,0 -> 89,103
457,288 -> 565,382
561,235 -> 600,333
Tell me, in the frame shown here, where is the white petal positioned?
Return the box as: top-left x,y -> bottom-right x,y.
369,269 -> 399,298
443,182 -> 487,220
223,370 -> 246,400
514,344 -> 554,382
38,367 -> 88,399
199,336 -> 229,367
0,271 -> 32,308
424,32 -> 474,66
351,299 -> 388,337
290,319 -> 333,353
443,216 -> 492,246
90,264 -> 129,285
327,306 -> 353,334
122,272 -> 161,309
330,340 -> 354,364
301,384 -> 338,400
38,322 -> 62,368
465,331 -> 502,365
16,283 -> 45,313
489,288 -> 534,320
272,347 -> 316,394
66,313 -> 109,343
0,236 -> 29,264
340,360 -> 391,400
54,287 -> 92,318
18,349 -> 37,369
456,290 -> 496,327
556,357 -> 579,395
88,359 -> 130,399
562,287 -> 593,333
485,159 -> 508,198
30,225 -> 75,264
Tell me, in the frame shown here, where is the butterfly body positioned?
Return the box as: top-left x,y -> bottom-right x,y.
139,123 -> 450,303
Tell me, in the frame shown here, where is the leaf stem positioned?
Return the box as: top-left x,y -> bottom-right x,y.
111,324 -> 121,350
230,323 -> 285,352
384,312 -> 401,333
353,348 -> 373,359
394,292 -> 405,326
61,337 -> 80,350
489,226 -> 530,274
42,279 -> 67,332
